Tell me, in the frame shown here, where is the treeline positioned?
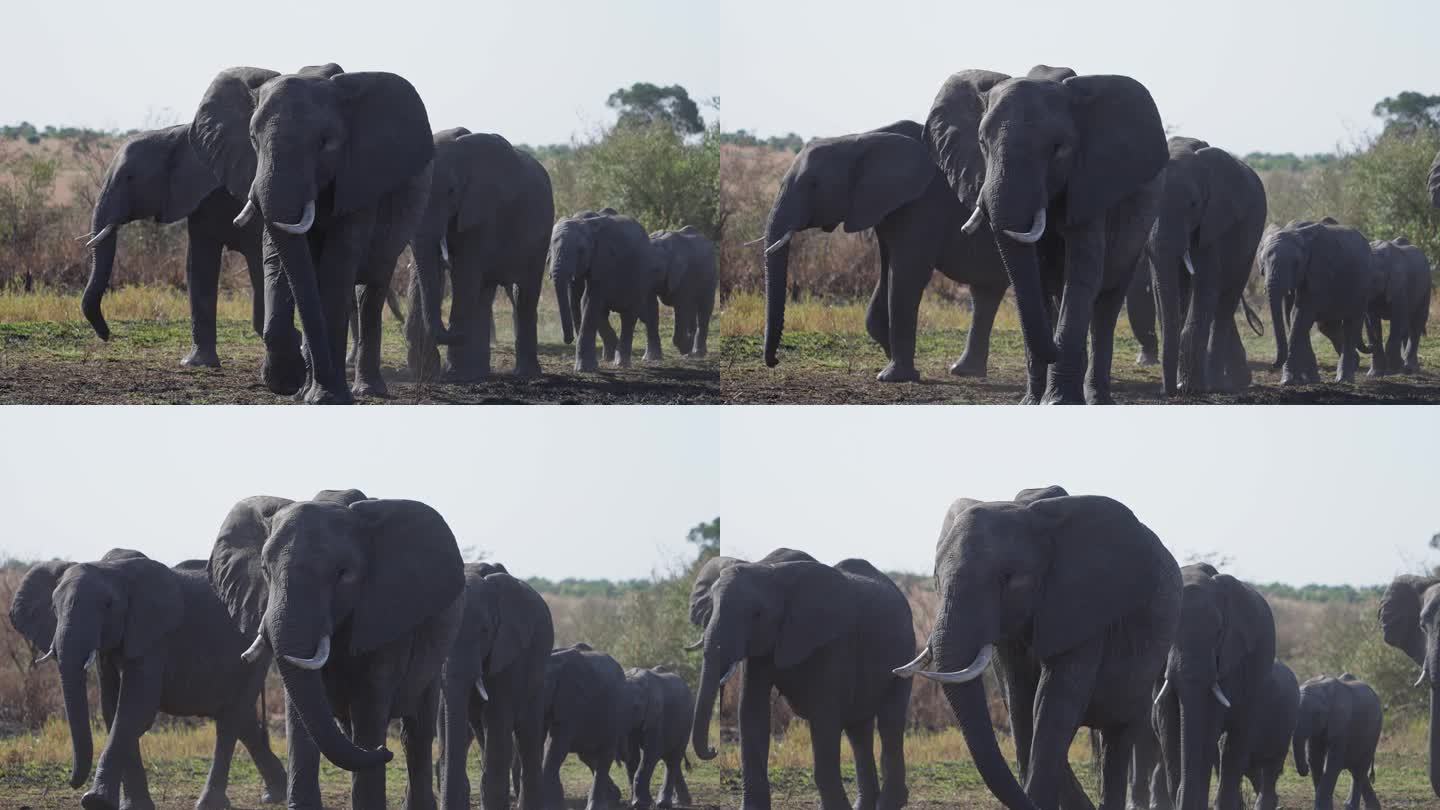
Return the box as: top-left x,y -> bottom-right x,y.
2,123 -> 133,144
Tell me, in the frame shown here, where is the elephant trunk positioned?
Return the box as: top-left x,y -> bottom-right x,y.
1150,222 -> 1186,395
761,216 -> 794,368
80,192 -> 125,340
690,649 -> 727,760
1293,732 -> 1309,778
414,237 -> 458,346
990,225 -> 1057,369
57,630 -> 95,789
1175,680 -> 1213,810
1430,685 -> 1440,797
275,656 -> 392,771
931,627 -> 1035,810
268,226 -> 342,394
1268,284 -> 1289,370
551,252 -> 575,345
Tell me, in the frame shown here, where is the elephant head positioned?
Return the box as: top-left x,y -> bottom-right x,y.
1380,575 -> 1440,795
1292,675 -> 1356,779
1428,149 -> 1440,209
463,563 -> 550,699
759,121 -> 939,367
925,67 -> 1167,366
8,560 -> 76,662
685,548 -> 818,650
81,124 -> 225,341
691,559 -> 856,760
208,491 -> 463,772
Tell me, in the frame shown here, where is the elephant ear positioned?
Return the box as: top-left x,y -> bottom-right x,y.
1029,495 -> 1171,660
8,561 -> 74,653
1215,575 -> 1268,676
190,67 -> 280,200
161,125 -> 222,222
209,495 -> 293,636
773,561 -> 858,670
331,72 -> 434,217
925,70 -> 1011,208
689,555 -> 736,626
938,498 -> 983,557
1061,75 -> 1168,227
758,548 -> 817,565
844,132 -> 938,233
111,556 -> 184,659
1380,576 -> 1436,666
348,499 -> 464,654
487,575 -> 544,673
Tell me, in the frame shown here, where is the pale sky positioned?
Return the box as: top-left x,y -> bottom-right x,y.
720,407 -> 1438,587
0,0 -> 718,146
0,407 -> 719,581
719,0 -> 1440,155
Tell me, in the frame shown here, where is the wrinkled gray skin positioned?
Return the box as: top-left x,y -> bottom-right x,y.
1363,238 -> 1431,376
208,489 -> 464,810
760,120 -> 1010,382
541,644 -> 628,810
7,551 -> 286,810
1151,565 -> 1277,810
926,66 -> 1167,403
1378,575 -> 1440,797
1134,137 -> 1267,395
906,486 -> 1181,810
437,562 -> 554,810
190,65 -> 434,404
81,124 -> 270,368
1257,218 -> 1377,385
692,557 -> 913,810
1292,675 -> 1382,810
649,226 -> 716,357
407,128 -> 555,382
618,667 -> 694,809
549,211 -> 664,371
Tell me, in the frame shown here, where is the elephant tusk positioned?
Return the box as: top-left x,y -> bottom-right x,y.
1183,250 -> 1197,276
273,200 -> 316,235
1153,678 -> 1172,707
475,674 -> 489,702
32,647 -> 55,666
1416,661 -> 1430,688
85,224 -> 115,249
961,205 -> 986,236
282,635 -> 330,670
1002,208 -> 1047,244
1211,682 -> 1232,709
683,637 -> 705,651
233,198 -> 257,228
764,232 -> 793,255
742,236 -> 766,247
85,651 -> 97,671
239,633 -> 267,664
718,661 -> 740,687
891,645 -> 934,677
440,237 -> 450,263
911,643 -> 994,684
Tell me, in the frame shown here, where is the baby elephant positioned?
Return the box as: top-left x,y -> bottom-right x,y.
1293,673 -> 1382,810
619,666 -> 694,809
542,643 -> 628,810
649,227 -> 716,358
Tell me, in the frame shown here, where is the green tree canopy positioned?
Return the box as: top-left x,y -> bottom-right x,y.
607,83 -> 705,136
686,517 -> 719,562
1374,91 -> 1440,135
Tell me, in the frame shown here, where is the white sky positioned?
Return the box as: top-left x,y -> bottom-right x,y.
718,0 -> 1440,155
0,407 -> 720,581
720,407 -> 1438,587
0,0 -> 719,145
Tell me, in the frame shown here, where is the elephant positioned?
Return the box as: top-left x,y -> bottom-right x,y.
897,486 -> 1182,810
756,119 -> 1010,382
549,210 -> 664,371
208,489 -> 465,810
1378,574 -> 1440,796
540,643 -> 628,810
437,561 -> 555,810
1239,661 -> 1301,810
1151,564 -> 1277,810
685,548 -> 816,646
1137,137 -> 1268,395
1292,674 -> 1382,810
7,550 -> 286,810
1364,237 -> 1431,376
691,555 -> 913,810
649,226 -> 716,357
406,127 -> 555,382
79,124 -> 267,368
1257,218 -> 1378,385
190,65 -> 434,403
925,66 -> 1168,403
618,666 -> 695,809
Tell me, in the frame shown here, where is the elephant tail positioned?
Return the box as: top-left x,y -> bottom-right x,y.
1239,294 -> 1264,337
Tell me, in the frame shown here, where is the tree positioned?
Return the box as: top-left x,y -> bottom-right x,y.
607,83 -> 705,136
686,517 -> 719,562
1373,91 -> 1440,135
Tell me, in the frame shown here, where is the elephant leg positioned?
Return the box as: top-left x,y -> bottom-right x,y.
580,749 -> 621,810
597,312 -> 620,362
439,676 -> 475,810
1344,776 -> 1361,810
402,686 -> 440,810
1385,318 -> 1406,374
1314,741 -> 1343,810
845,717 -> 879,810
232,704 -> 286,805
877,256 -> 925,383
347,288 -> 361,367
866,242 -> 892,355
243,246 -> 266,339
352,283 -> 390,398
448,281 -> 496,382
1215,726 -> 1251,810
481,692 -> 517,810
98,663 -> 146,810
1129,730 -> 1157,810
84,659 -> 161,810
1126,267 -> 1159,366
541,731 -> 571,810
512,279 -> 543,376
738,666 -> 774,810
195,720 -> 237,810
1178,254 -> 1220,394
183,228 -> 225,368
1085,282 -> 1127,404
1210,288 -> 1248,393
283,694 -> 323,810
1097,725 -> 1137,810
874,680 -> 909,810
808,721 -> 851,810
672,302 -> 692,354
1355,770 -> 1379,810
1280,303 -> 1317,386
631,733 -> 661,809
515,700 -> 546,810
693,287 -> 713,357
1026,647 -> 1101,808
642,296 -> 664,362
1335,318 -> 1362,383
617,312 -> 637,368
1044,226 -> 1106,404
348,698 -> 391,810
953,284 -> 1003,377
656,751 -> 679,808
575,291 -> 604,372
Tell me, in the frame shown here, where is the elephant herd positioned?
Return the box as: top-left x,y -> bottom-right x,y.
757,65 -> 1434,403
79,63 -> 717,404
691,488 -> 1436,810
7,490 -> 698,810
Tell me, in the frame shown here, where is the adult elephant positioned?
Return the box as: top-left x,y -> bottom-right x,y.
540,643 -> 628,810
619,666 -> 694,809
757,119 -> 1010,382
926,67 -> 1168,403
650,226 -> 716,357
407,127 -> 554,382
1151,564 -> 1277,810
1141,137 -> 1268,395
548,210 -> 663,371
438,561 -> 554,810
190,65 -> 434,403
1257,218 -> 1377,385
79,124 -> 267,368
7,550 -> 286,810
1379,574 -> 1440,796
1365,237 -> 1431,376
692,556 -> 912,810
1292,674 -> 1383,810
897,486 -> 1182,810
208,489 -> 464,810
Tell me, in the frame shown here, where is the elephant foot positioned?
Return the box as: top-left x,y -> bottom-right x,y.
259,786 -> 284,805
181,346 -> 222,368
1405,362 -> 1421,375
1041,386 -> 1087,405
877,363 -> 920,383
1279,369 -> 1301,386
612,356 -> 633,368
352,378 -> 389,399
194,792 -> 232,810
852,795 -> 878,810
512,359 -> 542,378
643,350 -> 663,363
576,359 -> 600,373
1018,392 -> 1041,405
304,382 -> 355,405
1134,349 -> 1158,366
261,354 -> 305,396
82,789 -> 121,810
948,357 -> 987,377
1084,389 -> 1115,405
441,367 -> 490,384
688,348 -> 707,358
